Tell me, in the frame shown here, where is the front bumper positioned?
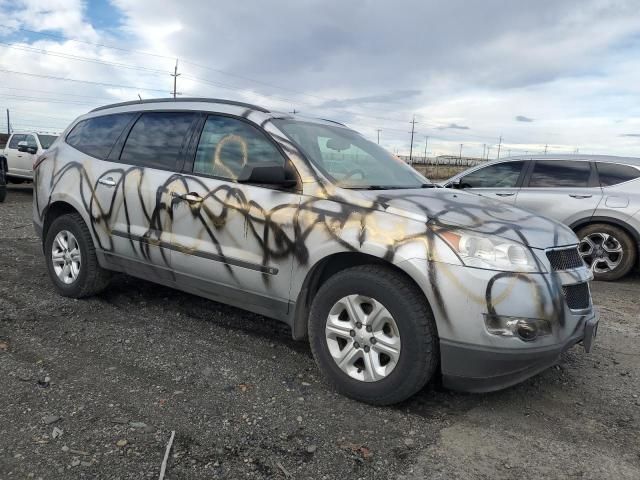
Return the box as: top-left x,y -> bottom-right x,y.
441,308 -> 599,393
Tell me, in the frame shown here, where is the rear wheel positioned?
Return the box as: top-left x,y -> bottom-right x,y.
576,223 -> 636,281
309,265 -> 438,405
44,213 -> 111,297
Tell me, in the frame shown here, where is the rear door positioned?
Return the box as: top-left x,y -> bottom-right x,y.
106,111 -> 199,274
454,160 -> 527,205
515,160 -> 603,225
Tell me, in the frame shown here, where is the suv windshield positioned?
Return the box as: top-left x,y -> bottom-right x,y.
37,134 -> 58,149
274,120 -> 429,189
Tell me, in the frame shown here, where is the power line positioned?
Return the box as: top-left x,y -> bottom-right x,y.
0,68 -> 168,93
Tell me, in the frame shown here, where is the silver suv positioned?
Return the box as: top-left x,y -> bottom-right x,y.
444,155 -> 640,281
33,99 -> 598,404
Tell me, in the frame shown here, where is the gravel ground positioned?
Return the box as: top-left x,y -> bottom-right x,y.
1,184 -> 639,480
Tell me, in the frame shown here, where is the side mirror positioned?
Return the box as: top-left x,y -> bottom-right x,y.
237,162 -> 297,187
17,141 -> 37,154
450,179 -> 463,189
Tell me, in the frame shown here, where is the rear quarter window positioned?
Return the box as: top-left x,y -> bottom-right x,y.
596,162 -> 640,187
66,113 -> 136,160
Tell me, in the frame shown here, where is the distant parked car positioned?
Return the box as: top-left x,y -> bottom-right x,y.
1,132 -> 58,182
33,98 -> 599,405
443,155 -> 640,280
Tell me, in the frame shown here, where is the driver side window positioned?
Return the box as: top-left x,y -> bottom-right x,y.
194,115 -> 285,180
460,161 -> 525,188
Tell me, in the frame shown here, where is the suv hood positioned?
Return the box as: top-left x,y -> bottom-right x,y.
355,188 -> 578,249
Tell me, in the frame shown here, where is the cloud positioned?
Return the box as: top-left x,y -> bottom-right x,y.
0,0 -> 640,158
620,133 -> 640,137
438,123 -> 470,130
320,90 -> 421,109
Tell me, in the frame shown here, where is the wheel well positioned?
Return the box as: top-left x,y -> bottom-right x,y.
43,202 -> 81,241
291,252 -> 427,340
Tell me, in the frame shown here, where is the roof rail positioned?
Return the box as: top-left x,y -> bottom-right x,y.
90,97 -> 270,113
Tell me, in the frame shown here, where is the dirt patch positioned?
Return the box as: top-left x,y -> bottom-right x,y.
1,185 -> 639,479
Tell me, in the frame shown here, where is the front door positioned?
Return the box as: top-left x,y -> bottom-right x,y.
455,160 -> 527,205
170,114 -> 300,318
515,160 -> 603,226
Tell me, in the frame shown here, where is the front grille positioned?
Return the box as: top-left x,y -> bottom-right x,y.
546,247 -> 584,271
562,283 -> 591,310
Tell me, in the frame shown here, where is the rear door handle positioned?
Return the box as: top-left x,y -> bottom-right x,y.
98,177 -> 116,187
569,194 -> 592,199
495,192 -> 515,197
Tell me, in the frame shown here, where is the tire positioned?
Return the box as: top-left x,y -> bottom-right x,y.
308,265 -> 438,405
576,223 -> 636,281
44,213 -> 111,297
0,157 -> 6,203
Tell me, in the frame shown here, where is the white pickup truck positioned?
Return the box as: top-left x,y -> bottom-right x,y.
1,132 -> 58,182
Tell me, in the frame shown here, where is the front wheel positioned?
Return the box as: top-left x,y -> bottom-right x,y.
309,265 -> 438,405
576,223 -> 636,281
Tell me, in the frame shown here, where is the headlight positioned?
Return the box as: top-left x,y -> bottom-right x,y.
436,228 -> 543,272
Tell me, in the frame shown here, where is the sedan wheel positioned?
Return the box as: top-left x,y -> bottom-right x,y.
576,223 -> 636,281
579,232 -> 623,274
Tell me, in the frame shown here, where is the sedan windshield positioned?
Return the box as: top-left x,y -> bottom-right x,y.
37,134 -> 58,149
274,120 -> 429,189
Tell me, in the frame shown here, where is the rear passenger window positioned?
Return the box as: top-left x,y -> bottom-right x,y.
596,162 -> 640,186
66,113 -> 135,160
528,161 -> 591,188
120,112 -> 196,170
193,115 -> 285,180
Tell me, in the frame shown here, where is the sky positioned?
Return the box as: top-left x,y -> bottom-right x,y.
0,0 -> 640,158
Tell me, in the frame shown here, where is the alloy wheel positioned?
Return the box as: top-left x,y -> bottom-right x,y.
579,232 -> 623,274
51,230 -> 82,284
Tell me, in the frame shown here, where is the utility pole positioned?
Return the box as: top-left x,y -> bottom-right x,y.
289,108 -> 299,114
459,143 -> 463,164
376,129 -> 382,144
544,144 -> 548,155
423,136 -> 428,162
487,146 -> 492,160
496,135 -> 503,159
482,143 -> 486,160
6,109 -> 9,134
408,115 -> 418,163
170,59 -> 181,99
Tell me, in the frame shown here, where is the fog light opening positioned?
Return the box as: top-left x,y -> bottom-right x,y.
484,315 -> 551,341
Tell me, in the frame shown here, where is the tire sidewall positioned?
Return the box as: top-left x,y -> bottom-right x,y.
309,270 -> 433,400
577,224 -> 636,281
44,215 -> 92,296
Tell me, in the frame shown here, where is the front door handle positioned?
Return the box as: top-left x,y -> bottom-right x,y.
98,177 -> 116,187
495,192 -> 515,197
172,192 -> 203,204
569,194 -> 592,199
